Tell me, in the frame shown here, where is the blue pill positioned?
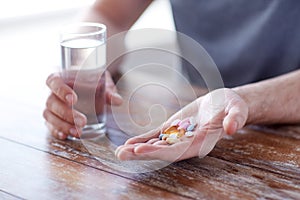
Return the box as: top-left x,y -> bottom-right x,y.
187,124 -> 195,131
159,134 -> 165,140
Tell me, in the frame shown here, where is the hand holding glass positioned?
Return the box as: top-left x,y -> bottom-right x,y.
60,22 -> 107,140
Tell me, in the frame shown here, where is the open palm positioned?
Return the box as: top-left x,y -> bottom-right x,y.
115,88 -> 248,162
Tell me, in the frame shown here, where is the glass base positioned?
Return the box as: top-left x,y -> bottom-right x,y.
68,122 -> 106,141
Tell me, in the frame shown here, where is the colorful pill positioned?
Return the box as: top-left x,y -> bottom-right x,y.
178,129 -> 185,137
162,135 -> 169,140
178,117 -> 190,126
166,137 -> 180,144
187,124 -> 195,131
159,133 -> 165,140
169,133 -> 178,139
185,131 -> 194,137
164,126 -> 177,134
169,130 -> 180,135
171,119 -> 181,126
178,122 -> 190,130
159,116 -> 198,144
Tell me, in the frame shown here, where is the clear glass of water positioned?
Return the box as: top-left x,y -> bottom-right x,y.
60,22 -> 107,140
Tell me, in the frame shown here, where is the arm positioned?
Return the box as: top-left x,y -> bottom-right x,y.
234,69 -> 300,125
83,0 -> 153,37
81,0 -> 153,75
116,70 -> 300,162
44,0 -> 153,140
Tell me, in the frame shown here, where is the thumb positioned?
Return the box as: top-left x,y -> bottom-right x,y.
223,100 -> 248,135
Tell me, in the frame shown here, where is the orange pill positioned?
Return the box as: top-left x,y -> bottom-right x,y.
163,125 -> 178,134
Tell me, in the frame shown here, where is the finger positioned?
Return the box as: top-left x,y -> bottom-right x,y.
45,122 -> 68,140
125,128 -> 162,145
223,102 -> 248,135
43,109 -> 82,138
133,142 -> 191,162
146,138 -> 160,144
115,144 -> 141,161
116,144 -> 164,161
46,73 -> 77,105
153,140 -> 168,145
46,93 -> 87,126
105,71 -> 123,105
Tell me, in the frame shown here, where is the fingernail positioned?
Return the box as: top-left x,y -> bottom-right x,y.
231,121 -> 238,135
69,128 -> 78,137
48,78 -> 55,88
74,117 -> 85,127
113,93 -> 123,100
58,131 -> 65,140
66,94 -> 74,104
114,147 -> 121,157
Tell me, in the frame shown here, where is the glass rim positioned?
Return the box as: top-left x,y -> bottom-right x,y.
61,22 -> 107,37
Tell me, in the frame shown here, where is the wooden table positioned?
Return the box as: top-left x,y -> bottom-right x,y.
0,71 -> 299,200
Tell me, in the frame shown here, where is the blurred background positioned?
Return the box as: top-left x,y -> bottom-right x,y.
0,0 -> 176,111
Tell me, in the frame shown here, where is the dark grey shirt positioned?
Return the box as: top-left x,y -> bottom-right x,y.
170,0 -> 300,87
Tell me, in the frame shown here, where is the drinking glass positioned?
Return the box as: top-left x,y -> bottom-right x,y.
60,22 -> 107,140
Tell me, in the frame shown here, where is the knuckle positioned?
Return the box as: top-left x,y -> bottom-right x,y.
43,109 -> 49,121
43,111 -> 71,137
46,74 -> 54,86
54,104 -> 70,122
59,106 -> 74,124
46,73 -> 59,87
45,95 -> 54,109
56,86 -> 65,99
46,97 -> 74,124
47,75 -> 70,102
57,124 -> 72,136
51,121 -> 71,136
50,129 -> 60,138
60,109 -> 73,122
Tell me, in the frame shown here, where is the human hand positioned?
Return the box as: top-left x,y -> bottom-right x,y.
115,88 -> 248,162
43,71 -> 123,140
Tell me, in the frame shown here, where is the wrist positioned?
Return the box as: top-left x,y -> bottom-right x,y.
232,84 -> 265,125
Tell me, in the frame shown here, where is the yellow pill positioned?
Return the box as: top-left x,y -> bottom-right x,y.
169,133 -> 178,139
178,129 -> 185,137
166,137 -> 180,144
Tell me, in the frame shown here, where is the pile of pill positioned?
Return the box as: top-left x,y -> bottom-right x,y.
158,117 -> 197,144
